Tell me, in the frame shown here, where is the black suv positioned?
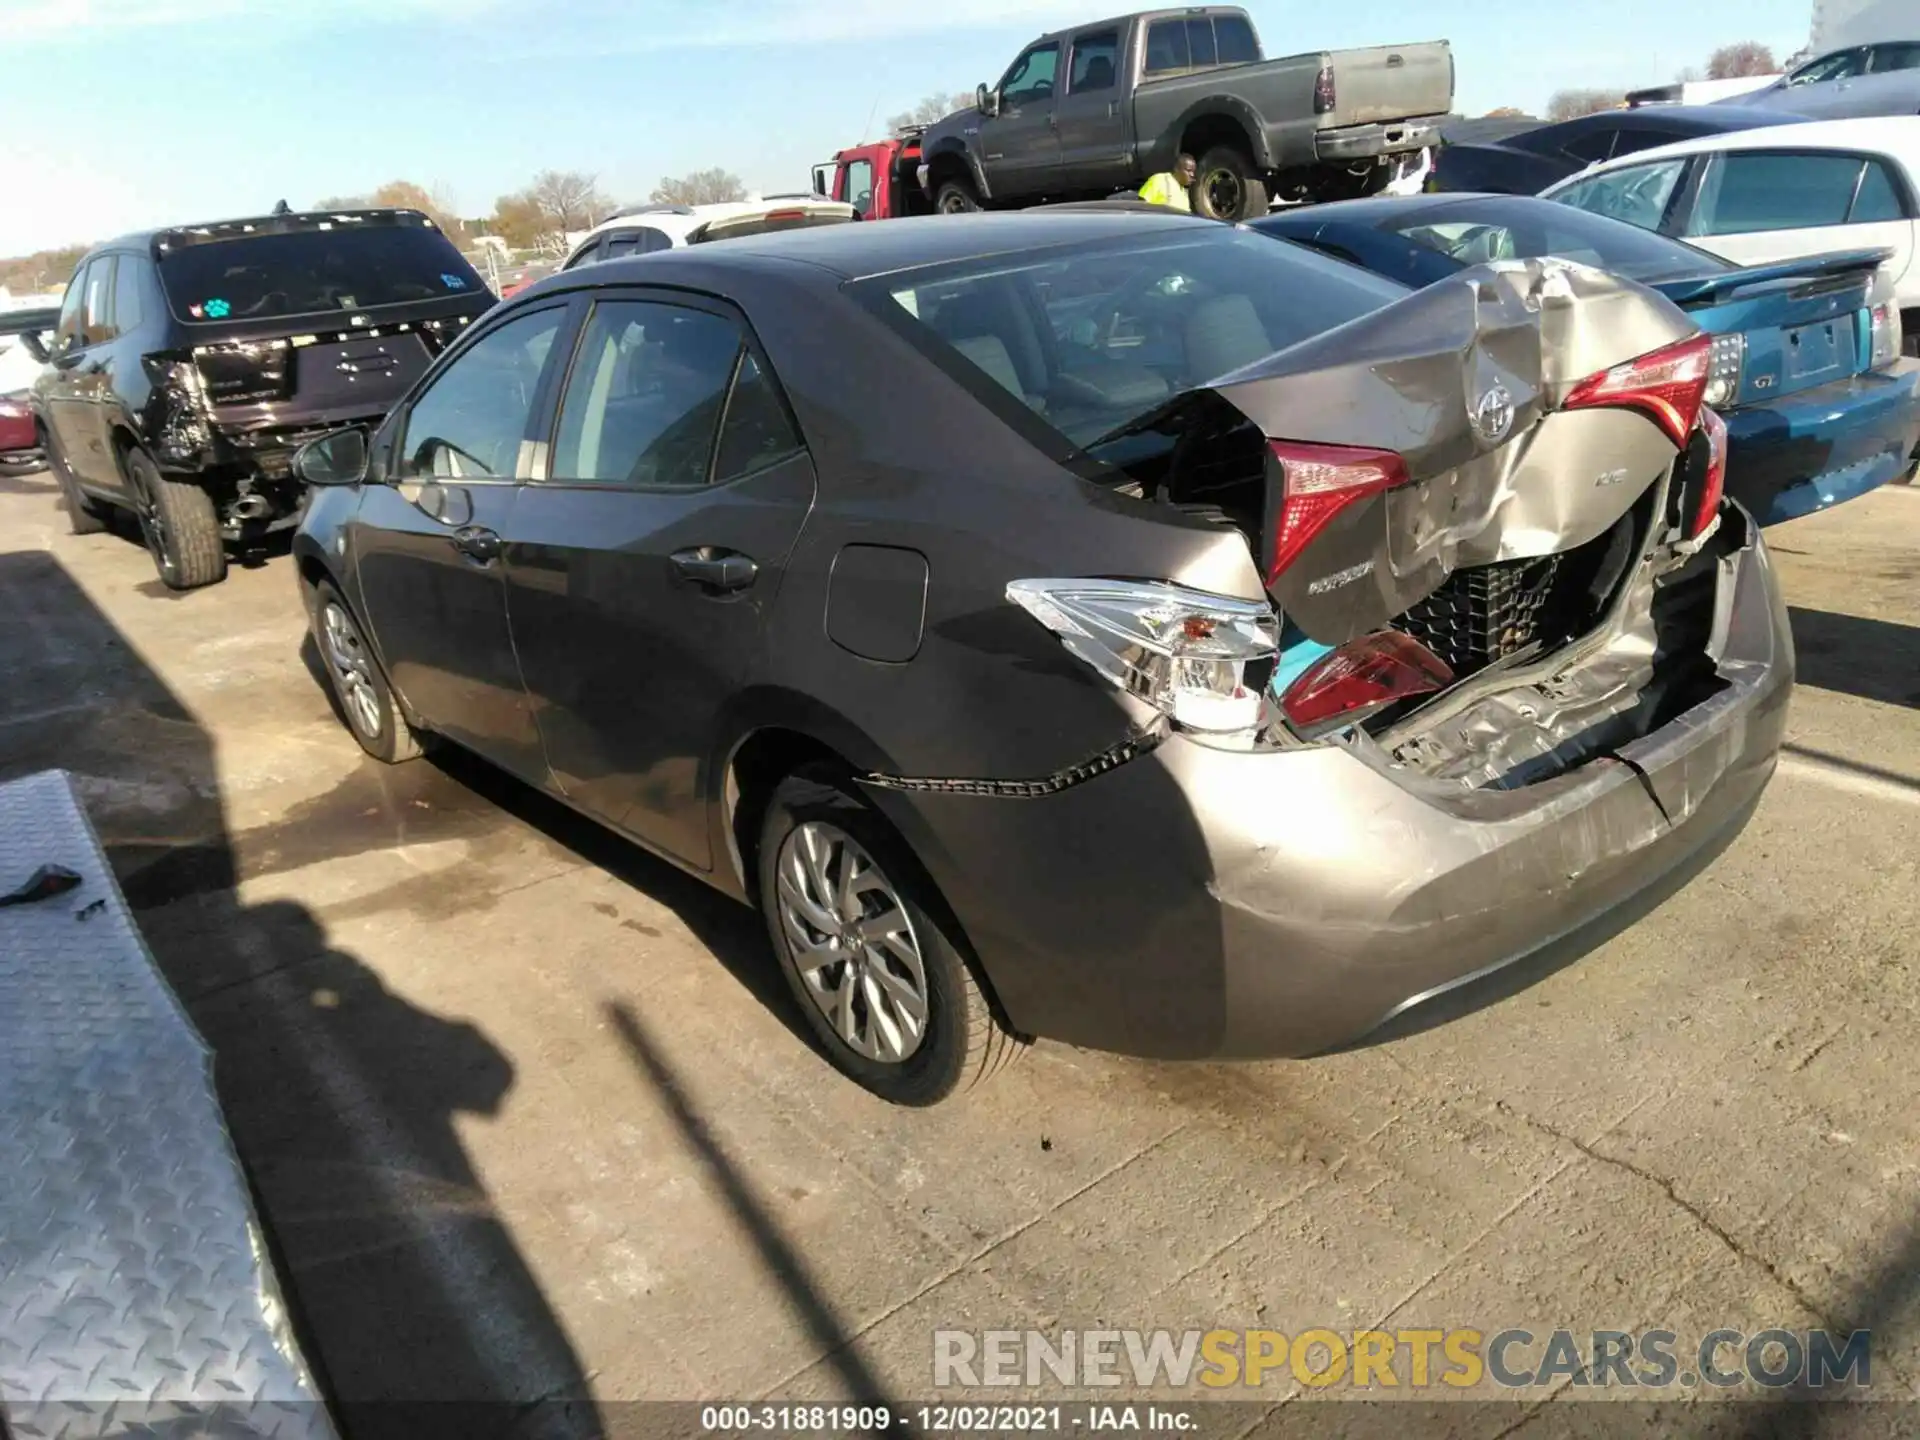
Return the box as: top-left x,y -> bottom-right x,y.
25,209 -> 493,589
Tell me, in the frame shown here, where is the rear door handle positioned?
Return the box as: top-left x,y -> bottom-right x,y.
451,525 -> 501,563
671,547 -> 758,593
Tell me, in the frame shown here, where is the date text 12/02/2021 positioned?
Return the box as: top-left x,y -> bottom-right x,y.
698,1404 -> 1196,1433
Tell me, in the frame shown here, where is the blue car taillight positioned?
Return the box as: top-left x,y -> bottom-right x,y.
1703,333 -> 1745,409
1869,302 -> 1902,369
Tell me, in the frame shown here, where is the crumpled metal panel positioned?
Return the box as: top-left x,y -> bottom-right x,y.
0,770 -> 337,1440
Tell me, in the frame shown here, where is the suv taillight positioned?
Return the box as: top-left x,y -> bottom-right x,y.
1694,406 -> 1728,539
1870,302 -> 1902,369
1265,439 -> 1408,583
1313,65 -> 1336,114
141,355 -> 213,464
1562,333 -> 1712,449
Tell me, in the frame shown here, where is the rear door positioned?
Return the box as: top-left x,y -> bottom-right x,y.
982,40 -> 1064,198
1055,26 -> 1131,194
39,263 -> 95,486
502,290 -> 816,869
1672,149 -> 1916,286
352,301 -> 570,781
64,257 -> 122,489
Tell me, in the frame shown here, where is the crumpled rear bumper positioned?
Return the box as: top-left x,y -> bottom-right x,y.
866,513 -> 1792,1061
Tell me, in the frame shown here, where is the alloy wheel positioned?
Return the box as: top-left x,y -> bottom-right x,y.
133,474 -> 174,580
775,821 -> 931,1064
322,601 -> 384,739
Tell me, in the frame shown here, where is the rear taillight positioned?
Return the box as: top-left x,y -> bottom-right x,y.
1694,407 -> 1727,539
1006,578 -> 1279,744
1314,65 -> 1336,114
1562,333 -> 1712,449
765,209 -> 806,223
1870,302 -> 1902,369
1265,439 -> 1408,584
1703,332 -> 1745,408
1280,630 -> 1453,734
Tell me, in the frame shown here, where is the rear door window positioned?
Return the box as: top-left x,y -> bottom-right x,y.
157,218 -> 485,324
1687,152 -> 1868,235
1069,30 -> 1120,93
1551,158 -> 1688,233
1871,42 -> 1920,73
398,306 -> 564,480
1851,160 -> 1907,223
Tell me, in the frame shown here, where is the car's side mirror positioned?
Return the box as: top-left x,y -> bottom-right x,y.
18,330 -> 50,363
977,83 -> 1000,117
293,427 -> 370,487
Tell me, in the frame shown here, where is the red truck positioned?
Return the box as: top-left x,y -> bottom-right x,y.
812,127 -> 934,220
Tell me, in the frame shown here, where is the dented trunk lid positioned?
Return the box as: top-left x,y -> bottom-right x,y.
1144,259 -> 1703,646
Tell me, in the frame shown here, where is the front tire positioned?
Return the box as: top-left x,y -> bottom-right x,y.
1192,145 -> 1269,220
934,179 -> 981,214
311,579 -> 424,764
757,771 -> 1023,1105
126,447 -> 225,589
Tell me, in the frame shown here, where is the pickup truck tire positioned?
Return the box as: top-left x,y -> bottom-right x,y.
934,179 -> 982,214
127,448 -> 226,590
1192,146 -> 1269,222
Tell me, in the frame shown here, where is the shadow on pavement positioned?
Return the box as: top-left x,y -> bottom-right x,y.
1788,607 -> 1920,710
0,547 -> 605,1440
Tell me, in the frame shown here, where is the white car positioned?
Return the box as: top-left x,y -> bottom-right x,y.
1540,116 -> 1920,326
559,198 -> 857,271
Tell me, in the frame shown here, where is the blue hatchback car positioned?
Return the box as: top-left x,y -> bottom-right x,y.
1253,194 -> 1920,525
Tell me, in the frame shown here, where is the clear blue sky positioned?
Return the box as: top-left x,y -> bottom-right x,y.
0,0 -> 1813,258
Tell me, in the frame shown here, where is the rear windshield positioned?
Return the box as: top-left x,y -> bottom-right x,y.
865,227 -> 1406,451
157,219 -> 484,324
1385,199 -> 1733,283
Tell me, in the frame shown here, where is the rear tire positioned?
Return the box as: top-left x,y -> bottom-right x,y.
127,447 -> 225,589
1192,145 -> 1269,220
756,770 -> 1024,1106
310,578 -> 425,764
934,178 -> 981,214
45,429 -> 108,535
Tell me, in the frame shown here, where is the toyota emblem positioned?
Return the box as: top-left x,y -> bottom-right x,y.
1472,382 -> 1515,444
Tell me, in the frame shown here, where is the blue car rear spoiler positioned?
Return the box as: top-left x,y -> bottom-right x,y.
1653,248 -> 1894,308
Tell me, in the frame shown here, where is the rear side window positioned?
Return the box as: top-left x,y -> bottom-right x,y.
1687,153 -> 1871,236
1852,160 -> 1906,223
1213,15 -> 1259,64
112,256 -> 145,333
157,218 -> 484,324
82,258 -> 116,347
550,301 -> 799,488
1873,42 -> 1920,73
398,307 -> 563,480
1551,158 -> 1688,233
1560,128 -> 1618,164
1069,30 -> 1119,93
1386,199 -> 1732,282
1610,128 -> 1686,160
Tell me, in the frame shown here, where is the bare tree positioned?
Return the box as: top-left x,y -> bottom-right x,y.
1482,106 -> 1529,118
489,192 -> 549,250
887,92 -> 974,135
1707,42 -> 1777,79
1548,88 -> 1626,121
528,170 -> 613,232
649,169 -> 748,206
369,180 -> 464,235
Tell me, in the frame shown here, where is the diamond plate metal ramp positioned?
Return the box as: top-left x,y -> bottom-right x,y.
0,769 -> 338,1440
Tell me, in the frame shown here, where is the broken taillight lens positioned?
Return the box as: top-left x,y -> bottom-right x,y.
1870,302 -> 1902,369
1694,406 -> 1728,539
1280,630 -> 1454,734
1006,578 -> 1279,742
1266,439 -> 1408,584
1562,333 -> 1712,449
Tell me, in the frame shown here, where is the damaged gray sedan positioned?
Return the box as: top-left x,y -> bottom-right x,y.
290,212 -> 1792,1105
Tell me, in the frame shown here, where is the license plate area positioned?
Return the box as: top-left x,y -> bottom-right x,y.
1786,318 -> 1850,383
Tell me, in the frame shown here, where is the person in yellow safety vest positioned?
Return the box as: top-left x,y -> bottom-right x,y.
1139,153 -> 1198,210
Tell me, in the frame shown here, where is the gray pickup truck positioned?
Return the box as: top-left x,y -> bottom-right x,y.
917,7 -> 1454,219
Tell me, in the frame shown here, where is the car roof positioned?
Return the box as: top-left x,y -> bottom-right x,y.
1545,115 -> 1920,187
553,209 -> 1220,287
91,207 -> 439,257
1255,192 -> 1575,232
